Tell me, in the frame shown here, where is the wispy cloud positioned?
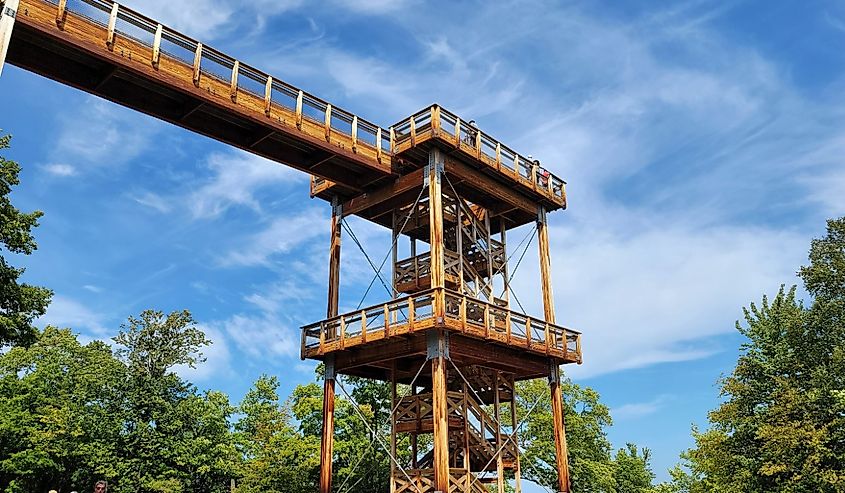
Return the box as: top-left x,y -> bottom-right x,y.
189,151 -> 305,219
220,207 -> 326,267
613,395 -> 673,421
39,295 -> 109,336
42,163 -> 77,177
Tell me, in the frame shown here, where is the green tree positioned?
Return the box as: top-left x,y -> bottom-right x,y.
0,133 -> 52,347
613,444 -> 656,493
0,327 -> 125,492
670,217 -> 845,492
235,375 -> 319,493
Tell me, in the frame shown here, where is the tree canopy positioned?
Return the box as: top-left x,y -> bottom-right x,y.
0,133 -> 52,347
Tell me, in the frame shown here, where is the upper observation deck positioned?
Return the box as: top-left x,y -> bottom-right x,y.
5,0 -> 567,230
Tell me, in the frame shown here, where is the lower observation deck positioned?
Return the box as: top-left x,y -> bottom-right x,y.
301,288 -> 582,381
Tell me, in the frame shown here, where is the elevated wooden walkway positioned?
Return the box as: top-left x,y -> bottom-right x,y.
3,0 -> 567,229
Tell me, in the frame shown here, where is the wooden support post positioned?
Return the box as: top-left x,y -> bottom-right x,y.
327,197 -> 342,319
351,115 -> 359,153
0,0 -> 20,78
390,364 -> 397,493
495,371 -> 505,493
391,212 -> 399,297
429,332 -> 450,493
376,127 -> 383,163
550,362 -> 571,493
295,90 -> 304,129
320,356 -> 337,493
510,375 -> 523,493
428,149 -> 445,319
501,220 -> 511,308
537,206 -> 556,325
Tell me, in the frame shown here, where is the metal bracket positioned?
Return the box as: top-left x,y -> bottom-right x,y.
4,7 -> 16,18
548,359 -> 560,384
426,330 -> 449,360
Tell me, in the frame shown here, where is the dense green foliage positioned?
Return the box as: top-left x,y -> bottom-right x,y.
0,133 -> 52,347
665,217 -> 845,492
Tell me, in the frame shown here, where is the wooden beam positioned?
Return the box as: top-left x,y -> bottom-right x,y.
342,167 -> 425,217
327,197 -> 342,318
444,157 -> 538,215
510,375 -> 523,493
495,370 -> 505,493
0,0 -> 19,77
550,362 -> 571,493
320,357 -> 336,493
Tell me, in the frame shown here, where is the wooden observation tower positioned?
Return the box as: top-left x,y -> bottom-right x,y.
303,107 -> 582,493
0,1 -> 583,491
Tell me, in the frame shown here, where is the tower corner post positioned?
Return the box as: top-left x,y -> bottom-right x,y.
327,197 -> 342,319
319,355 -> 337,493
549,361 -> 571,493
428,331 -> 450,492
428,149 -> 446,319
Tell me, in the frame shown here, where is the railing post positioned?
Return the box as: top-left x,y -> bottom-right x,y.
192,43 -> 202,86
432,105 -> 441,136
525,317 -> 532,348
409,297 -> 416,332
264,76 -> 273,116
360,310 -> 367,343
410,116 -> 417,147
151,24 -> 164,68
376,127 -> 383,163
351,115 -> 358,153
454,117 -> 461,147
0,0 -> 20,77
56,0 -> 66,27
324,103 -> 332,141
295,90 -> 304,129
384,303 -> 390,337
390,126 -> 396,154
340,316 -> 346,349
106,3 -> 119,50
228,60 -> 240,102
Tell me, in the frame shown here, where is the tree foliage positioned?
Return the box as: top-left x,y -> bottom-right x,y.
0,133 -> 52,347
667,217 -> 845,492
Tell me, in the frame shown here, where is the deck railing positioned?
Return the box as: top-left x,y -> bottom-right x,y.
301,288 -> 581,362
35,0 -> 392,173
391,106 -> 567,205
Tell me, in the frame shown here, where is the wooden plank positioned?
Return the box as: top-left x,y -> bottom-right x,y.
351,115 -> 358,152
55,0 -> 65,27
510,374 -> 523,493
537,206 -> 557,348
429,150 -> 445,318
495,371 -> 505,493
324,103 -> 332,141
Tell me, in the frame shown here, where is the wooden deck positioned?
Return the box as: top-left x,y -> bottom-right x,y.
301,288 -> 582,364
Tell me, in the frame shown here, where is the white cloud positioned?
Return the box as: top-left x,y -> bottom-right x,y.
43,163 -> 77,176
82,285 -> 102,293
190,151 -> 305,219
130,191 -> 172,213
174,324 -> 234,382
39,295 -> 109,336
221,207 -> 327,266
613,396 -> 672,421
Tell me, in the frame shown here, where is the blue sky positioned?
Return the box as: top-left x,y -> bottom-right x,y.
2,0 -> 845,487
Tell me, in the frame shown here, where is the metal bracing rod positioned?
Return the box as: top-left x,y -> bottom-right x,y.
336,379 -> 424,493
341,219 -> 394,301
335,359 -> 428,493
350,181 -> 428,310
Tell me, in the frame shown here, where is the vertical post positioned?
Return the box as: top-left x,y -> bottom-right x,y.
428,149 -> 445,318
320,356 -> 337,493
510,375 -> 523,493
327,197 -> 342,319
494,371 -> 505,493
550,362 -> 571,493
500,220 -> 511,308
537,206 -> 555,324
0,0 -> 20,78
106,3 -> 119,50
429,331 -> 450,493
390,364 -> 397,493
392,211 -> 399,297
